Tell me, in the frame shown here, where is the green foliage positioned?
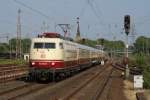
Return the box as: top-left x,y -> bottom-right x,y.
135,53 -> 144,66
143,69 -> 150,88
134,36 -> 150,54
130,54 -> 150,89
0,38 -> 31,54
84,39 -> 97,47
79,38 -> 125,51
9,38 -> 31,53
0,43 -> 9,53
21,38 -> 31,53
0,59 -> 27,66
98,39 -> 125,51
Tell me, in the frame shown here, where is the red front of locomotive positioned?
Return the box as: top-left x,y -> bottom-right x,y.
30,60 -> 65,69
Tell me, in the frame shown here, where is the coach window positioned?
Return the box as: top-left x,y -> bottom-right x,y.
45,43 -> 55,49
34,43 -> 43,48
59,43 -> 63,49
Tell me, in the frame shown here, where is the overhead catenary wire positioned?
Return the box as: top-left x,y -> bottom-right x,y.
87,0 -> 104,25
79,0 -> 88,18
93,0 -> 103,16
0,19 -> 41,39
13,0 -> 50,19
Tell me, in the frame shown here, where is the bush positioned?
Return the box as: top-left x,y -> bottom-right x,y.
135,53 -> 144,66
129,54 -> 150,89
143,70 -> 150,88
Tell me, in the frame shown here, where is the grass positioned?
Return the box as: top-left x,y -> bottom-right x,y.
129,53 -> 150,89
0,59 -> 27,66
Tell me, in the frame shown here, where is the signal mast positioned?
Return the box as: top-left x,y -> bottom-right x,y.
16,9 -> 22,59
124,15 -> 130,79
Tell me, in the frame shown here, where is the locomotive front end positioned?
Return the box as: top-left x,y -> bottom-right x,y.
29,35 -> 64,80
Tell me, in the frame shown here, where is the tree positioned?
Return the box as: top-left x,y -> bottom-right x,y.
78,38 -> 125,52
0,43 -> 9,53
134,36 -> 150,54
21,39 -> 31,53
9,38 -> 31,54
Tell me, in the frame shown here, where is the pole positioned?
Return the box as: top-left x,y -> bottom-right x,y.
9,39 -> 12,59
125,34 -> 129,79
124,15 -> 130,79
126,35 -> 128,58
7,35 -> 12,59
16,9 -> 21,59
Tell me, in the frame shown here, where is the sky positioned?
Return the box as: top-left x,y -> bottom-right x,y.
0,0 -> 150,43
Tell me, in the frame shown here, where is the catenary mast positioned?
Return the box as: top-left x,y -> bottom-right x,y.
16,9 -> 22,59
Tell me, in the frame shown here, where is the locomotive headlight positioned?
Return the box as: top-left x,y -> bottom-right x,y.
32,62 -> 35,65
51,62 -> 55,66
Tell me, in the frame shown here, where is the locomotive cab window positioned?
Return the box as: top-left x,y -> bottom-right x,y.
34,42 -> 55,49
34,43 -> 43,48
45,43 -> 55,49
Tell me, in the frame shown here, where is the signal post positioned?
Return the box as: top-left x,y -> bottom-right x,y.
124,15 -> 130,79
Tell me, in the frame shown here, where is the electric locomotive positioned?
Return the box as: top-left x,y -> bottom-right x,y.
29,32 -> 104,80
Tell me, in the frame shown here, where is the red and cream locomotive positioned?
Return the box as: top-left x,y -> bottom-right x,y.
29,32 -> 105,80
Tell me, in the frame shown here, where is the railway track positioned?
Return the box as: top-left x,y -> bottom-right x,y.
112,63 -> 142,75
0,66 -> 105,100
92,68 -> 113,100
0,64 -> 103,99
13,62 -> 112,100
63,65 -> 113,100
2,65 -> 104,100
0,65 -> 28,72
0,61 -> 115,100
0,82 -> 55,100
0,65 -> 29,83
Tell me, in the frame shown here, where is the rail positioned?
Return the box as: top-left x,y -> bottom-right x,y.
112,63 -> 142,75
0,83 -> 55,100
62,63 -> 112,100
0,66 -> 29,83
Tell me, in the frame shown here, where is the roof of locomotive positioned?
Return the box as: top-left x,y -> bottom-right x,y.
37,32 -> 74,41
32,32 -> 104,53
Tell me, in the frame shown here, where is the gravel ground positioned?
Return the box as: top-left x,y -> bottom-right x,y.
143,90 -> 150,100
0,81 -> 28,93
123,80 -> 137,100
67,67 -> 112,100
104,69 -> 128,100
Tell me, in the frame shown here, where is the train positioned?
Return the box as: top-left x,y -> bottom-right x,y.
29,32 -> 106,81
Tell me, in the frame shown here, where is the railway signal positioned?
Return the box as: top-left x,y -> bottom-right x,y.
124,15 -> 130,35
124,15 -> 131,79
